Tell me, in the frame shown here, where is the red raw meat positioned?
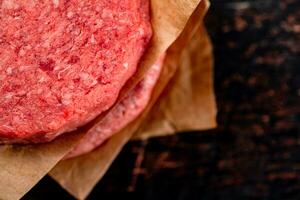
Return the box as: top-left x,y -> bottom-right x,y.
0,0 -> 152,143
66,55 -> 165,159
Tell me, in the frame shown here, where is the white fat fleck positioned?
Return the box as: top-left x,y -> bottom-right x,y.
129,103 -> 136,109
52,0 -> 59,8
1,125 -> 13,131
152,63 -> 160,70
67,11 -> 73,19
48,121 -> 59,129
79,72 -> 98,87
36,88 -> 43,94
19,49 -> 26,56
119,19 -> 127,24
94,19 -> 103,28
72,27 -> 81,36
17,90 -> 26,96
38,76 -> 46,83
19,65 -> 30,72
101,9 -> 113,19
25,0 -> 37,9
26,91 -> 33,97
57,66 -> 71,79
13,115 -> 21,123
79,72 -> 89,80
90,34 -> 97,44
44,92 -> 52,98
90,79 -> 98,87
54,66 -> 61,71
4,92 -> 14,99
42,40 -> 50,48
123,62 -> 128,69
63,93 -> 72,99
138,27 -> 145,36
2,0 -> 19,9
62,93 -> 72,105
6,67 -> 12,75
24,45 -> 32,50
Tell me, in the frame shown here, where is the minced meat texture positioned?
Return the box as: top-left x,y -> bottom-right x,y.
0,0 -> 152,143
65,55 -> 165,159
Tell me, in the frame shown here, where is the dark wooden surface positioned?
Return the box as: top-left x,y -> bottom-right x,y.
24,0 -> 300,199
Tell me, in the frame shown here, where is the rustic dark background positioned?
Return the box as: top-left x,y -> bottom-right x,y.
24,0 -> 300,199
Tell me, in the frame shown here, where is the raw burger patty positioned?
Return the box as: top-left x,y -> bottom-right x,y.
66,56 -> 165,159
0,0 -> 152,143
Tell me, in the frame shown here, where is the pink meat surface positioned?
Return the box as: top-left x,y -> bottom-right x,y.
0,0 -> 152,143
65,56 -> 165,159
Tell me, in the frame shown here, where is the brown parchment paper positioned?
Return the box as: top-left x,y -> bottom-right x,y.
134,23 -> 216,140
50,1 -> 211,199
0,132 -> 85,200
0,0 -> 204,200
49,48 -> 178,200
118,0 -> 206,98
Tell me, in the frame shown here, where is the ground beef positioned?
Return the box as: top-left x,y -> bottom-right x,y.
0,0 -> 152,143
65,55 -> 165,159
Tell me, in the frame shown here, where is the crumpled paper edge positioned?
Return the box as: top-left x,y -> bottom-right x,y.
49,1 -> 211,199
134,22 -> 216,140
0,1 -> 205,200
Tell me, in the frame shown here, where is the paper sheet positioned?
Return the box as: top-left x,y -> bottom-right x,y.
0,132 -> 85,200
49,1 -> 213,199
50,46 -> 178,199
0,0 -> 204,199
134,24 -> 216,140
